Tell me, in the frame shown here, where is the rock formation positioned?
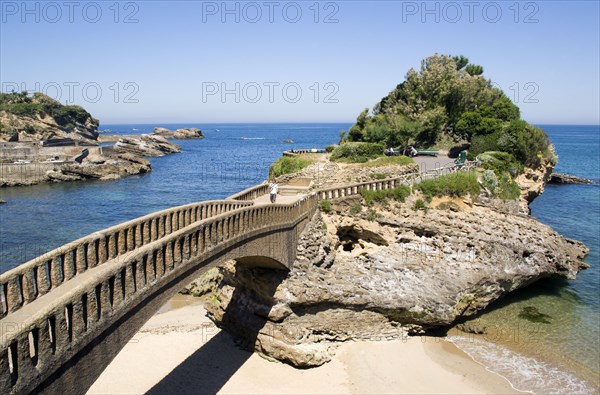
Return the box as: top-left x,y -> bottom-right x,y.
0,92 -> 99,144
46,154 -> 151,182
114,134 -> 181,157
549,173 -> 595,185
191,163 -> 589,368
152,127 -> 204,139
515,159 -> 554,214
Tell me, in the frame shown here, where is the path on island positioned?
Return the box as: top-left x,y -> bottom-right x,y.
258,154 -> 457,207
413,155 -> 455,171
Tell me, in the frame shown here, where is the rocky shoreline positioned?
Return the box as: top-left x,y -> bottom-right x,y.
185,160 -> 589,368
0,127 -> 204,187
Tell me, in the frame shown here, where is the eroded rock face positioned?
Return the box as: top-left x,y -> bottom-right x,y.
516,159 -> 554,214
199,195 -> 588,367
114,134 -> 181,157
0,94 -> 99,144
46,154 -> 151,182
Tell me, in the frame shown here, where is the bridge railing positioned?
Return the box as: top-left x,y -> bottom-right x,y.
227,182 -> 270,201
316,162 -> 478,201
0,194 -> 318,392
0,200 -> 254,319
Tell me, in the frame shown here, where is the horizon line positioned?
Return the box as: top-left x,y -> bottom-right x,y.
98,121 -> 600,126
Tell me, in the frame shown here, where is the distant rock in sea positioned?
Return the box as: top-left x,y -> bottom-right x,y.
549,173 -> 595,185
152,127 -> 205,139
114,134 -> 181,157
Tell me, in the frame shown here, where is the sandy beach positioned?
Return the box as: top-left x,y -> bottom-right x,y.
88,295 -> 520,395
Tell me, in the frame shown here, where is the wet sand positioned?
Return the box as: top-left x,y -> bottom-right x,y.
88,296 -> 521,395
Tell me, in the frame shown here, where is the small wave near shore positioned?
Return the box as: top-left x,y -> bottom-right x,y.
448,336 -> 596,394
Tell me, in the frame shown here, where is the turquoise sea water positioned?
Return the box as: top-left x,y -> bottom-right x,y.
451,125 -> 600,393
0,123 -> 598,392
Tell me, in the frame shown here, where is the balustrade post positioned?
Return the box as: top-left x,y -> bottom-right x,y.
5,276 -> 23,313
37,262 -> 51,295
182,236 -> 190,262
86,241 -> 97,268
16,334 -> 36,384
156,248 -> 165,278
165,214 -> 172,236
22,270 -> 36,304
137,258 -> 147,290
108,234 -> 118,260
50,256 -> 63,286
142,222 -> 150,245
63,249 -> 75,280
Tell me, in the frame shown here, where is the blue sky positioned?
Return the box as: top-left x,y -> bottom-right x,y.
1,0 -> 599,124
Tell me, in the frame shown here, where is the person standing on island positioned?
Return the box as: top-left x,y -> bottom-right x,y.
269,181 -> 279,203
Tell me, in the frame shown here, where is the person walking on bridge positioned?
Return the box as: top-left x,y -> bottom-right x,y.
269,181 -> 279,203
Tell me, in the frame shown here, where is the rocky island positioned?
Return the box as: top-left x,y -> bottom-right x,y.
184,55 -> 590,368
0,92 -> 203,187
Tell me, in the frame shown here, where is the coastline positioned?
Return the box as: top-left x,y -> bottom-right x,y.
88,295 -> 521,395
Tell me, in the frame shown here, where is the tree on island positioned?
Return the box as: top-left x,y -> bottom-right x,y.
342,53 -> 553,168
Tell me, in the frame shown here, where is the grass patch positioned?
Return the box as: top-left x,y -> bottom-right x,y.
269,155 -> 313,178
360,185 -> 411,206
363,155 -> 415,168
350,203 -> 362,215
366,208 -> 378,221
496,173 -> 521,200
371,173 -> 387,180
415,171 -> 480,200
319,200 -> 333,213
412,199 -> 427,211
330,142 -> 385,163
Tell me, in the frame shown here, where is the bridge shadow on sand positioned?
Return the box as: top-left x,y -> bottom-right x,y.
146,331 -> 252,395
148,266 -> 287,395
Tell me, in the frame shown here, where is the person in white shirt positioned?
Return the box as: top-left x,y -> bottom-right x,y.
269,182 -> 279,203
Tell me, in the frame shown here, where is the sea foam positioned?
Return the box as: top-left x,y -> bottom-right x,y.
448,336 -> 594,394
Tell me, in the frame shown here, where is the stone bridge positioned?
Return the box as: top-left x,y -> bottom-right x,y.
0,161 -> 477,394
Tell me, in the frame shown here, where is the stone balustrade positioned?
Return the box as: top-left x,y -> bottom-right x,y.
317,161 -> 478,200
0,193 -> 317,394
0,200 -> 253,319
227,182 -> 270,201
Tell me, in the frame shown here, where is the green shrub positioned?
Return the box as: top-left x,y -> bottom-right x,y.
366,208 -> 378,221
319,200 -> 332,213
415,171 -> 480,198
482,169 -> 499,192
496,173 -> 521,200
325,145 -> 336,153
360,185 -> 411,206
269,156 -> 312,178
413,199 -> 427,211
470,131 -> 502,156
363,155 -> 414,167
350,203 -> 362,215
478,151 -> 524,177
481,167 -> 520,200
330,142 -> 385,163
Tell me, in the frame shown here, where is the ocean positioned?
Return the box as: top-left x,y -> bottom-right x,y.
0,123 -> 598,393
